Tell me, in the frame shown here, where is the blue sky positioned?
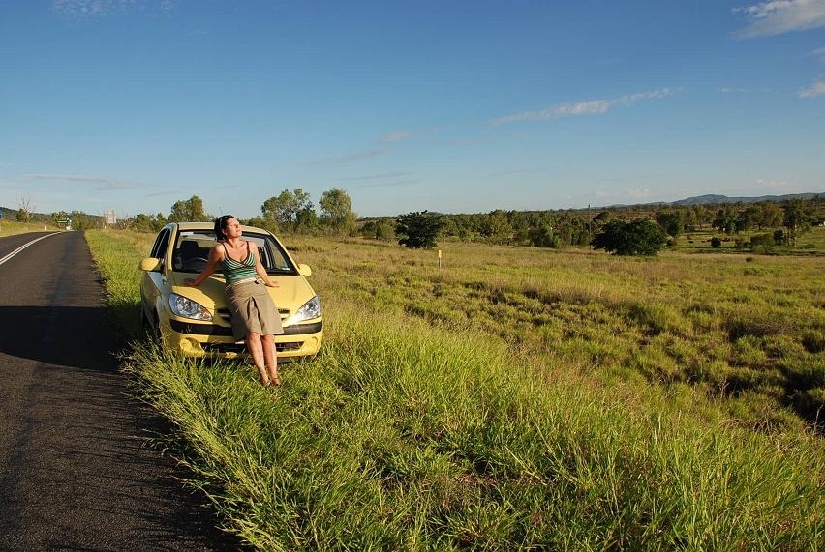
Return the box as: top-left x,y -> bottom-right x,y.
1,1 -> 824,219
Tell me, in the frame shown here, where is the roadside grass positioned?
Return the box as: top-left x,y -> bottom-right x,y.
124,308 -> 824,550
85,229 -> 147,340
86,228 -> 825,549
0,219 -> 60,236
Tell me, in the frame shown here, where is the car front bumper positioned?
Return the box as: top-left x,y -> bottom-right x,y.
165,319 -> 322,359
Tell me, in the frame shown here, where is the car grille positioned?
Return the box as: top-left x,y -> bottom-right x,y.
202,341 -> 304,354
170,320 -> 322,336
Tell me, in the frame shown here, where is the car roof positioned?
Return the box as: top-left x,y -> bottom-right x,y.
171,221 -> 272,235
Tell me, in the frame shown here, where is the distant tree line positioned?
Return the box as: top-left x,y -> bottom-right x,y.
117,193 -> 825,256
370,196 -> 825,256
7,191 -> 824,256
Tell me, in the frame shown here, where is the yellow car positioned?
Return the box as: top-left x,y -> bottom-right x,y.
138,221 -> 322,360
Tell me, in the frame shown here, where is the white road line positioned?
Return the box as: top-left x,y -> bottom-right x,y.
0,233 -> 61,266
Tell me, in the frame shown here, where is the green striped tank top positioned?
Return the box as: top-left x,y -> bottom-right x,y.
221,242 -> 258,284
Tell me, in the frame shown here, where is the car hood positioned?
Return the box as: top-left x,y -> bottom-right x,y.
169,272 -> 318,319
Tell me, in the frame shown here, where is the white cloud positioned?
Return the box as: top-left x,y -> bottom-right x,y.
52,0 -> 174,21
799,77 -> 825,96
489,88 -> 676,126
734,0 -> 825,38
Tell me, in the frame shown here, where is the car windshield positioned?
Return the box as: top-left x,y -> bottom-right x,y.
171,229 -> 298,275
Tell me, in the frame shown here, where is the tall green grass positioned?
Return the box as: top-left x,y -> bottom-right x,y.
122,306 -> 823,550
85,229 -> 148,339
87,229 -> 825,550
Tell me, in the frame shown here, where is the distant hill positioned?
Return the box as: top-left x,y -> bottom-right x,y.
672,192 -> 824,206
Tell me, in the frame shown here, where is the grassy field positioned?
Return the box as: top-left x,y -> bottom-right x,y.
85,228 -> 824,550
672,225 -> 825,255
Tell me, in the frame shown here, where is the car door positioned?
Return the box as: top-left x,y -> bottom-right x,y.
141,226 -> 173,323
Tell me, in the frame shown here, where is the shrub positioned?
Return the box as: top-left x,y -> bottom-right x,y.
396,211 -> 444,248
591,218 -> 667,256
749,233 -> 774,250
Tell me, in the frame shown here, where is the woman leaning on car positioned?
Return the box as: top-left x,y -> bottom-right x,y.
185,215 -> 285,387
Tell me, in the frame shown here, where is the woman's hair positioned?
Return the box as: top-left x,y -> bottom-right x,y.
214,215 -> 234,242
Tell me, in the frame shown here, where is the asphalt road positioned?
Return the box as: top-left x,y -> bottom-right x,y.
0,232 -> 241,550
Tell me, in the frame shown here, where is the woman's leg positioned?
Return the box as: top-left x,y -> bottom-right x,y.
245,332 -> 270,385
261,334 -> 279,384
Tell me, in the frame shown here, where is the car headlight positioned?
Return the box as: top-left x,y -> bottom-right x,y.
168,293 -> 213,321
286,295 -> 321,325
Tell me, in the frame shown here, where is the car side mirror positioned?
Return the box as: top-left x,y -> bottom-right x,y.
297,263 -> 312,277
138,257 -> 162,272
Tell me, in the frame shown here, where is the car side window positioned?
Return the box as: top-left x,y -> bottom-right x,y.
149,228 -> 171,265
262,236 -> 295,274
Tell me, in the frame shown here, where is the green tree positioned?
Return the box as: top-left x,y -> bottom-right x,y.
396,211 -> 444,248
360,218 -> 395,240
712,206 -> 738,235
169,195 -> 209,222
320,188 -> 356,235
443,214 -> 480,241
245,216 -> 277,234
70,211 -> 95,231
781,199 -> 812,246
480,210 -> 512,243
690,204 -> 712,228
15,196 -> 33,222
295,206 -> 320,234
756,202 -> 783,229
261,188 -> 313,233
591,218 -> 666,256
528,223 -> 559,247
132,213 -> 166,232
749,233 -> 775,250
655,210 -> 684,238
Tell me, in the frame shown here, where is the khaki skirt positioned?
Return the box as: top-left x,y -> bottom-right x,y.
225,280 -> 284,340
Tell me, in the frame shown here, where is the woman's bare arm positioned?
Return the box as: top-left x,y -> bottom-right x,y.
185,245 -> 223,286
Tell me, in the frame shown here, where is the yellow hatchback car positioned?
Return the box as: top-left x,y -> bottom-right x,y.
138,221 -> 322,360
